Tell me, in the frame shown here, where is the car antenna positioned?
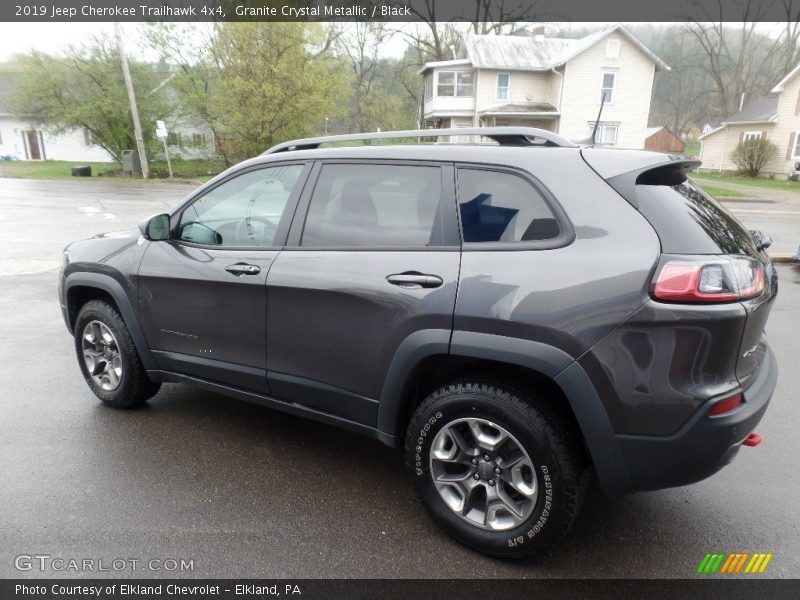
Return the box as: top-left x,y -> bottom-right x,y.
576,98 -> 606,146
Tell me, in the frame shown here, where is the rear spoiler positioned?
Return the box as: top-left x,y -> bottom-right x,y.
598,156 -> 702,209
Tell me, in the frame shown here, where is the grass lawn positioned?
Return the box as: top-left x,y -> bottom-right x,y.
0,159 -> 226,182
693,183 -> 744,198
691,170 -> 800,192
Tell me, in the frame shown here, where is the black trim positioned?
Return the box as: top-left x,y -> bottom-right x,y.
151,350 -> 269,394
268,371 -> 379,426
64,272 -> 157,371
146,370 -> 396,446
454,163 -> 576,251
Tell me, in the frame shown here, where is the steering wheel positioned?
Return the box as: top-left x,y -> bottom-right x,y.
235,215 -> 277,245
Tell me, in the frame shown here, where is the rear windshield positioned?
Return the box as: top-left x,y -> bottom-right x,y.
631,180 -> 759,256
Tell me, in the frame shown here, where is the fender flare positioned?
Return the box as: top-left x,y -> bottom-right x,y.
377,329 -> 633,494
64,272 -> 157,371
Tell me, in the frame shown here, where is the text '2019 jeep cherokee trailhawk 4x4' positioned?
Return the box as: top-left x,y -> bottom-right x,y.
59,128 -> 778,558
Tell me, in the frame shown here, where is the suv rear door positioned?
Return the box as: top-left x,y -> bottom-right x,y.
264,160 -> 460,426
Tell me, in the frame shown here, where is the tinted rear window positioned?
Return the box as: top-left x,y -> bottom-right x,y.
632,180 -> 759,256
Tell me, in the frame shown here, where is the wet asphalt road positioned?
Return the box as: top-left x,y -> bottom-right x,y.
1,177 -> 799,578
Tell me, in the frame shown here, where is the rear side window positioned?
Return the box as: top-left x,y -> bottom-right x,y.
632,180 -> 760,256
301,164 -> 443,247
456,168 -> 560,243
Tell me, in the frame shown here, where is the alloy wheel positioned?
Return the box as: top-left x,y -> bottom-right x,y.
81,320 -> 123,391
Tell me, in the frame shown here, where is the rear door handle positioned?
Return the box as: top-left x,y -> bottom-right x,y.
225,263 -> 261,275
386,272 -> 443,289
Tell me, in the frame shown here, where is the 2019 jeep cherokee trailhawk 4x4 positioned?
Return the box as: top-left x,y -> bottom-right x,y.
59,128 -> 778,558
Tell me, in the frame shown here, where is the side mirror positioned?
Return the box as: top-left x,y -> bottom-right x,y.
139,213 -> 171,241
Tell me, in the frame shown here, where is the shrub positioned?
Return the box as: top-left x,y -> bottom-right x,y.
730,138 -> 777,177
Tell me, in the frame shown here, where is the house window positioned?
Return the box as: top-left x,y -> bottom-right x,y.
496,72 -> 510,101
606,39 -> 620,58
0,128 -> 3,144
792,132 -> 800,159
600,72 -> 616,104
167,132 -> 181,146
437,71 -> 473,97
589,123 -> 619,147
192,133 -> 206,147
424,75 -> 433,100
743,131 -> 762,142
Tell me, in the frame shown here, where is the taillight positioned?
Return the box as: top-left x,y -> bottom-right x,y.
652,257 -> 765,304
708,392 -> 743,416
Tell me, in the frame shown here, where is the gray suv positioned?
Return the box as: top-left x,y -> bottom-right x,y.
59,128 -> 778,558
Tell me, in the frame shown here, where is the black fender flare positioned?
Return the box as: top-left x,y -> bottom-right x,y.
377,329 -> 633,494
63,272 -> 157,371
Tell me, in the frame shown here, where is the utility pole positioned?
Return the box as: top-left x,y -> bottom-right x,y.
115,22 -> 149,179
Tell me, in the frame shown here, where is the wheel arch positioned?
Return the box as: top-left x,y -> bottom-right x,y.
64,272 -> 157,371
378,330 -> 634,494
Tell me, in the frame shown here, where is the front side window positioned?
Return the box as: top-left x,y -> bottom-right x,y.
177,164 -> 303,247
793,132 -> 800,158
457,168 -> 560,243
424,75 -> 433,100
437,71 -> 473,97
601,72 -> 616,103
496,73 -> 510,100
301,164 -> 443,247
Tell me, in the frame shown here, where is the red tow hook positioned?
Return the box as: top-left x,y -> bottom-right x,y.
743,433 -> 762,447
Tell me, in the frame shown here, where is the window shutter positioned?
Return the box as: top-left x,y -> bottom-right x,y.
762,130 -> 767,139
795,90 -> 800,115
787,133 -> 795,160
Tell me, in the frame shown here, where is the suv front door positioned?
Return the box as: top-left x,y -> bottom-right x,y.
265,161 -> 460,426
137,162 -> 310,392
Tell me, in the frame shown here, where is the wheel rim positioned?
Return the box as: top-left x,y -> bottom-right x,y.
81,320 -> 123,391
429,417 -> 538,531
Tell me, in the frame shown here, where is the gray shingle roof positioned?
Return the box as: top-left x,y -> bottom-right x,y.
479,102 -> 559,114
723,95 -> 779,123
461,35 -> 578,70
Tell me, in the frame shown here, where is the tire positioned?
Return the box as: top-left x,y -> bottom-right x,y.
405,380 -> 590,559
74,299 -> 160,408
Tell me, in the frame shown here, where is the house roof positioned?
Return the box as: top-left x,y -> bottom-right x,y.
722,95 -> 779,124
771,60 -> 800,93
479,102 -> 559,115
420,25 -> 669,74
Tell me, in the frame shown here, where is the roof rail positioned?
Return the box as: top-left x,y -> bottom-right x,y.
263,127 -> 577,154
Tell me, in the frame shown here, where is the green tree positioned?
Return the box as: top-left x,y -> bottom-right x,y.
9,36 -> 169,163
149,23 -> 347,164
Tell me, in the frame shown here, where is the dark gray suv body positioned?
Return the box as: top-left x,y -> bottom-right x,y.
59,129 -> 778,558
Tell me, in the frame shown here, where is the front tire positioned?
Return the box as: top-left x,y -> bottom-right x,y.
405,380 -> 589,559
74,300 -> 160,408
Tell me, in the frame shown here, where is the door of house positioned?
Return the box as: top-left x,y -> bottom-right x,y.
24,130 -> 43,160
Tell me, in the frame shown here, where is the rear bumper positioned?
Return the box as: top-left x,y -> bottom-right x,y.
615,346 -> 777,492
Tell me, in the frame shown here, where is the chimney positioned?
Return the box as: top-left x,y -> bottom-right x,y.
532,25 -> 546,41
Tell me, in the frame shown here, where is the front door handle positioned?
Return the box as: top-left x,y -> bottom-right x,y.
386,272 -> 443,289
225,263 -> 261,276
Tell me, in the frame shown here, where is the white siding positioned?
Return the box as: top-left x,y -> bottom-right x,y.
558,32 -> 656,149
474,69 -> 552,110
0,116 -> 113,162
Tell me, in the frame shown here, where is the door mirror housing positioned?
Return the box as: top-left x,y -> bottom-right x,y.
140,213 -> 171,241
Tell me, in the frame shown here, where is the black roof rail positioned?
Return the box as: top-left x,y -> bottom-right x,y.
263,127 -> 577,154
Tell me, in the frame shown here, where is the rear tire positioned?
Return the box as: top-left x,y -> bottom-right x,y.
74,300 -> 160,408
405,380 -> 589,558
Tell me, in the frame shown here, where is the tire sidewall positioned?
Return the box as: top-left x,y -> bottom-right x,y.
74,303 -> 133,405
407,388 -> 566,557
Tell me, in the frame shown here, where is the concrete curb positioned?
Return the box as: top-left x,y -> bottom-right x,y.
771,253 -> 797,264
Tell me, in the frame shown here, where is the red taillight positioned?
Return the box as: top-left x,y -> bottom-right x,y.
709,393 -> 743,416
652,257 -> 765,304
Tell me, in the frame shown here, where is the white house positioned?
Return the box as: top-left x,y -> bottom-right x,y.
418,25 -> 669,149
699,60 -> 800,177
0,70 -> 217,163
